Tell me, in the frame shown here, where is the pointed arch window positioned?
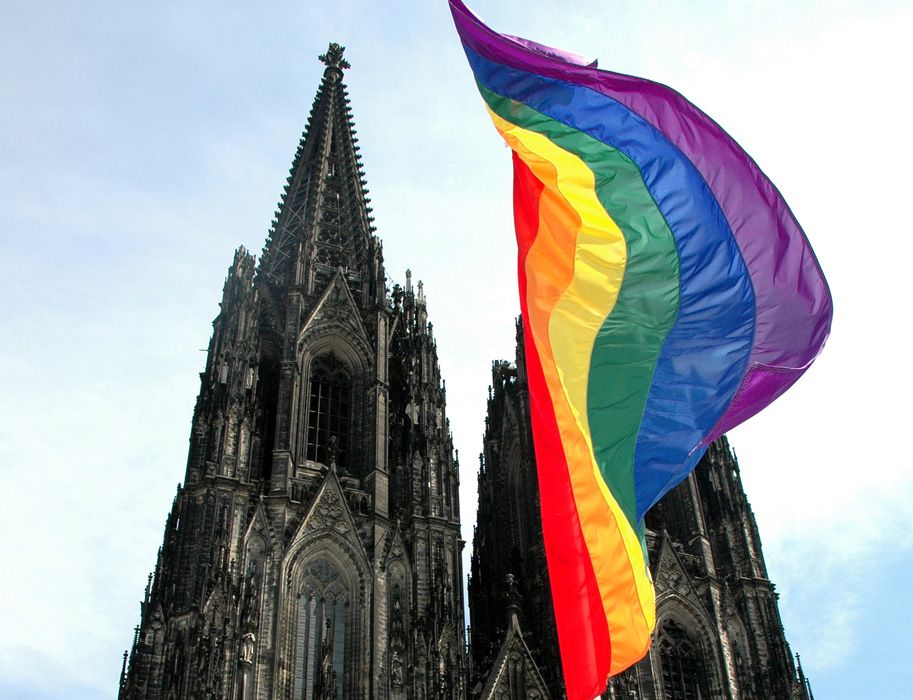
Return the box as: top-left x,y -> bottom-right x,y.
306,354 -> 351,470
658,619 -> 712,699
293,558 -> 349,700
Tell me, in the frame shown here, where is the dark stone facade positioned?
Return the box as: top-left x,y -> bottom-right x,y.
119,45 -> 466,700
470,320 -> 815,700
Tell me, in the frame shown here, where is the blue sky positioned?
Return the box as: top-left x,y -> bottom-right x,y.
1,1 -> 911,698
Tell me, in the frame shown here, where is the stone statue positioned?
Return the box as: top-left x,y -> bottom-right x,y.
391,649 -> 404,687
327,435 -> 338,471
315,620 -> 337,699
239,632 -> 255,665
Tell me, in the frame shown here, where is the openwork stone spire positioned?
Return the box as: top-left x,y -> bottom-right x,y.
259,41 -> 375,291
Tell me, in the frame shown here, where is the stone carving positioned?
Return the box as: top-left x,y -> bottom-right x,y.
391,649 -> 404,688
306,558 -> 339,585
318,42 -> 350,71
239,632 -> 255,666
240,565 -> 260,630
314,620 -> 338,700
306,488 -> 350,536
658,549 -> 688,597
327,435 -> 339,470
302,273 -> 368,345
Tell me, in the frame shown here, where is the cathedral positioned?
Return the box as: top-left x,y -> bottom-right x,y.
469,320 -> 814,700
121,43 -> 813,700
119,44 -> 466,699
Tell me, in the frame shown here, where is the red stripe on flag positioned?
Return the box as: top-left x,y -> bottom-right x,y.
512,152 -> 611,699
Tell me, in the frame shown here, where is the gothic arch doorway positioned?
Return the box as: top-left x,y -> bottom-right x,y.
278,532 -> 370,700
293,556 -> 350,699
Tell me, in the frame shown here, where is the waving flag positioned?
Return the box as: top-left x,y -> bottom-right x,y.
449,1 -> 832,697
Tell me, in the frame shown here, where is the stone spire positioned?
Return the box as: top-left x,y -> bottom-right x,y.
118,41 -> 466,700
259,42 -> 376,291
184,246 -> 259,487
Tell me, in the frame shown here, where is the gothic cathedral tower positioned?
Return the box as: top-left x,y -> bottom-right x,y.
120,45 -> 467,700
469,321 -> 813,700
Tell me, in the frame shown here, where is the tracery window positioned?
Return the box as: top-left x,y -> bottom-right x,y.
293,558 -> 349,700
658,619 -> 712,699
306,354 -> 351,469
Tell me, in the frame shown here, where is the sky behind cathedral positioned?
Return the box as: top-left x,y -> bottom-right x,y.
1,0 -> 911,697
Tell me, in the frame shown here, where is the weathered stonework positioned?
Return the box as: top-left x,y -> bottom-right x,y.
470,320 -> 814,700
119,44 -> 466,700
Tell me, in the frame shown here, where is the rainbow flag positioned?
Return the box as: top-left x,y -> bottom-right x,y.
450,2 -> 832,697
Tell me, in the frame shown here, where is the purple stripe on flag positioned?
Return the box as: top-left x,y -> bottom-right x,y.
450,0 -> 832,439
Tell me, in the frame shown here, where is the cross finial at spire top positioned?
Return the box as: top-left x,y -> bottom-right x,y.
319,42 -> 350,71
